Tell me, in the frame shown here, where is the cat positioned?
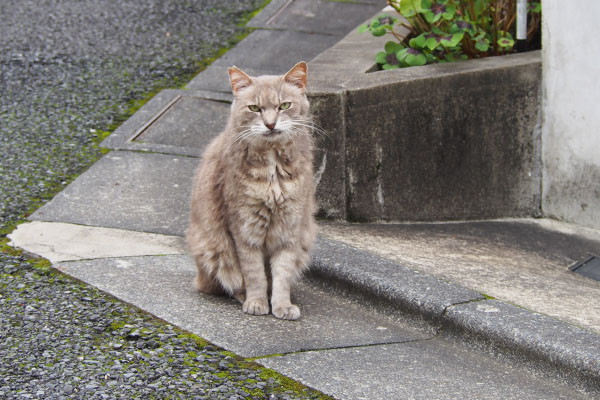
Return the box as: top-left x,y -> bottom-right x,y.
186,62 -> 317,320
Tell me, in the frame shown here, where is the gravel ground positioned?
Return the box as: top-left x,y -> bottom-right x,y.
0,251 -> 327,399
0,0 -> 263,228
0,1 -> 328,398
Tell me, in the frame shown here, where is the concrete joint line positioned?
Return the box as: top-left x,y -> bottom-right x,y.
116,148 -> 200,159
248,336 -> 439,362
437,297 -> 487,331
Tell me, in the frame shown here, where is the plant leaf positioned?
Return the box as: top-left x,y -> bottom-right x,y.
400,0 -> 423,17
396,48 -> 409,62
424,9 -> 442,24
442,5 -> 456,20
529,2 -> 541,13
406,52 -> 427,66
440,32 -> 463,48
475,39 -> 489,52
409,34 -> 427,50
497,37 -> 514,48
376,51 -> 388,64
385,41 -> 402,54
371,27 -> 387,37
377,15 -> 396,27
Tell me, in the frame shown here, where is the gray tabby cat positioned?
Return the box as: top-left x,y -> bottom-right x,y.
186,62 -> 317,320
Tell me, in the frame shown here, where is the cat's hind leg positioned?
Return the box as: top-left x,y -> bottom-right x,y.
193,255 -> 225,295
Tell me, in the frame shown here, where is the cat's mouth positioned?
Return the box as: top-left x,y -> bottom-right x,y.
264,129 -> 282,137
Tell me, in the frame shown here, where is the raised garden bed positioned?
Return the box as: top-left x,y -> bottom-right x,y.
307,12 -> 542,222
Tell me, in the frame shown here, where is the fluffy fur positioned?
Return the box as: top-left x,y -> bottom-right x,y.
186,62 -> 317,320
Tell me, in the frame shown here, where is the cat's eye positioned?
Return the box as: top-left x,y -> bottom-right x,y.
279,102 -> 291,110
248,105 -> 260,112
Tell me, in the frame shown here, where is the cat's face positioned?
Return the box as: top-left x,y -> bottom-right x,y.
227,62 -> 310,144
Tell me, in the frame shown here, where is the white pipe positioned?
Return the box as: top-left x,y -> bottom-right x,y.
516,0 -> 528,40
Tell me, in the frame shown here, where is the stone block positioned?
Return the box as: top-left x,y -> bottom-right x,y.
247,0 -> 383,36
30,151 -> 196,236
261,338 -> 591,400
445,300 -> 600,391
309,89 -> 347,219
57,255 -> 433,358
343,52 -> 542,221
186,29 -> 340,91
101,89 -> 232,157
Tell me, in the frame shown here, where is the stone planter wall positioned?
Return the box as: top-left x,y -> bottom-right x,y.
308,20 -> 542,222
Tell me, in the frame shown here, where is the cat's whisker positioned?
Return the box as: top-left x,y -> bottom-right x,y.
233,131 -> 257,146
289,120 -> 329,138
230,129 -> 253,143
285,125 -> 319,142
232,125 -> 254,133
226,129 -> 256,151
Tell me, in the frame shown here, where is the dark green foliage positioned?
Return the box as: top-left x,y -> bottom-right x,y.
359,0 -> 541,69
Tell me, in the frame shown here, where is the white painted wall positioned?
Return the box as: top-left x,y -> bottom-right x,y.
542,0 -> 600,229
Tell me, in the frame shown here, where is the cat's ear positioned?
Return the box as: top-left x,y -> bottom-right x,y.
228,66 -> 253,95
283,62 -> 307,93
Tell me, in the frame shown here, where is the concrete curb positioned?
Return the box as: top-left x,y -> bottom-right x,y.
310,237 -> 600,392
444,300 -> 600,391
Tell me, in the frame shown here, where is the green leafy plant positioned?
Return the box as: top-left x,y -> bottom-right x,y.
359,0 -> 541,69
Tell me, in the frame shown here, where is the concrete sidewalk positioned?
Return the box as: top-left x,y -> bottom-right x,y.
8,1 -> 600,399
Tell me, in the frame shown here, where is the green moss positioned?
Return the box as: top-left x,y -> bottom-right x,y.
0,238 -> 23,257
245,353 -> 284,362
177,332 -> 208,349
108,320 -> 127,332
220,350 -> 237,359
259,368 -> 335,399
27,258 -> 52,275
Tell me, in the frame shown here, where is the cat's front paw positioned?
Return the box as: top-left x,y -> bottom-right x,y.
243,298 -> 269,316
272,304 -> 301,320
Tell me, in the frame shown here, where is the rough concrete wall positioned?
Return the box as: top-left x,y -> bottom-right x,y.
542,1 -> 600,229
342,53 -> 542,222
310,89 -> 347,219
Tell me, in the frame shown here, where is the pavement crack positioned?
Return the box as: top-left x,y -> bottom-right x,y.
247,336 -> 439,361
435,297 -> 487,335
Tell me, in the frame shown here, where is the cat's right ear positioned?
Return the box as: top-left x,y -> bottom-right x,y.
228,66 -> 253,96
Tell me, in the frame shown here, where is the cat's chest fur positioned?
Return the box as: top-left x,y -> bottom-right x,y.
243,147 -> 298,210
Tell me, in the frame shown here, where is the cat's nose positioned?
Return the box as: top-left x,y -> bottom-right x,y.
265,122 -> 276,130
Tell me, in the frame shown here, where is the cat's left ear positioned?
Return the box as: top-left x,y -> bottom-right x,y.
283,62 -> 307,93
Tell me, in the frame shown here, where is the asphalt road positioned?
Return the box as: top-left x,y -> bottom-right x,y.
0,1 -> 327,398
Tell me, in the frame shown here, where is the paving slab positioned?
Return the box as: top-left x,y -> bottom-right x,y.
101,89 -> 232,157
7,221 -> 185,263
133,96 -> 229,149
186,29 -> 341,92
247,0 -> 383,36
319,219 -> 600,334
260,339 -> 593,400
30,151 -> 197,236
55,255 -> 433,358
